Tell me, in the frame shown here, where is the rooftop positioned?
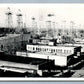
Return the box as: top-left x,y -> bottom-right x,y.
27,43 -> 79,49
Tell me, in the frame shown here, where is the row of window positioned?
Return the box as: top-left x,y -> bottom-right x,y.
27,46 -> 73,54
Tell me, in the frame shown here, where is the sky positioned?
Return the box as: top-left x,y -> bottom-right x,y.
0,4 -> 84,29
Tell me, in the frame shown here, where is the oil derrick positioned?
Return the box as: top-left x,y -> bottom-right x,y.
70,21 -> 75,37
32,17 -> 37,34
46,14 -> 54,37
5,7 -> 13,33
52,22 -> 55,37
77,24 -> 81,38
62,20 -> 66,36
16,9 -> 23,33
55,22 -> 59,36
23,14 -> 26,28
46,21 -> 51,37
38,11 -> 44,35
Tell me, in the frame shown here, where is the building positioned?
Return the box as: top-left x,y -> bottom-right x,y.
16,43 -> 81,67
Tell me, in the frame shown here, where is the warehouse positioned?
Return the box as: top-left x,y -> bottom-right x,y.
0,52 -> 54,76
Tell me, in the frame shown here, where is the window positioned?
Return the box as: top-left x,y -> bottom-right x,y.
53,49 -> 55,52
51,49 -> 55,53
38,48 -> 40,51
56,49 -> 57,52
69,50 -> 71,54
45,48 -> 46,51
60,49 -> 62,53
64,50 -> 66,54
51,49 -> 53,53
58,49 -> 60,53
36,47 -> 38,51
66,50 -> 68,54
33,47 -> 35,50
47,48 -> 48,51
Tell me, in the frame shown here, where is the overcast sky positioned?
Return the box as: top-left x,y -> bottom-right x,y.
0,4 -> 84,29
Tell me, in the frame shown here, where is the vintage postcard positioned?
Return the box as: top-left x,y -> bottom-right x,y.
0,3 -> 84,81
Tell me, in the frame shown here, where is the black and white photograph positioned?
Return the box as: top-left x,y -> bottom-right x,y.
0,3 -> 84,79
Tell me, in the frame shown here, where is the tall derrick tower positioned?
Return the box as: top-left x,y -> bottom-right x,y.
70,21 -> 75,37
52,21 -> 55,37
32,17 -> 37,34
46,14 -> 54,37
5,7 -> 13,33
62,20 -> 66,36
16,9 -> 23,33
